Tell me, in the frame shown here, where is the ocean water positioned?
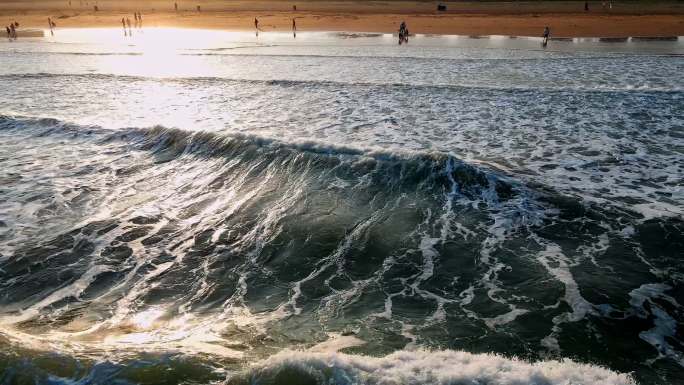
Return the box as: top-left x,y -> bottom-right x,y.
0,29 -> 682,384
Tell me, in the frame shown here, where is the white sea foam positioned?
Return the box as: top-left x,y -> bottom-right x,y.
232,349 -> 636,385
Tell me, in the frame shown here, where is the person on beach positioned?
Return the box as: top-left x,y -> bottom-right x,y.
255,18 -> 259,30
584,1 -> 589,11
6,26 -> 11,40
398,21 -> 409,44
48,17 -> 54,36
197,5 -> 201,12
9,23 -> 16,39
138,13 -> 142,29
292,18 -> 296,31
175,2 -> 178,12
542,26 -> 550,46
126,17 -> 132,35
122,17 -> 127,36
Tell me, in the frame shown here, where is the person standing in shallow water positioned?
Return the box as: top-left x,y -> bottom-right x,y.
121,17 -> 127,36
542,26 -> 550,46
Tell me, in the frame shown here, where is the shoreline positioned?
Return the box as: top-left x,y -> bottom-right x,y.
4,13 -> 684,38
10,27 -> 683,42
2,1 -> 684,38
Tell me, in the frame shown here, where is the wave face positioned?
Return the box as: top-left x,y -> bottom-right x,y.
0,116 -> 682,384
0,71 -> 681,222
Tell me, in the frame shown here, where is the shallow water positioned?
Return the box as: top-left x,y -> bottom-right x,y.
0,29 -> 682,385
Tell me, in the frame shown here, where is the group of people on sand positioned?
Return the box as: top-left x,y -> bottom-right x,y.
5,21 -> 18,40
121,12 -> 143,36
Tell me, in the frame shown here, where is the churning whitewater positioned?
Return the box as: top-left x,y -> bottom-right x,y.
0,30 -> 682,384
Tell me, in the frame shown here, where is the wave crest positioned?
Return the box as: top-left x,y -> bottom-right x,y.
227,350 -> 635,385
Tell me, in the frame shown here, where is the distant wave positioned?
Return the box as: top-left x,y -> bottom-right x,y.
2,51 -> 144,56
0,73 -> 681,94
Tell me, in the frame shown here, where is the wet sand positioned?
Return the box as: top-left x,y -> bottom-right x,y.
1,1 -> 683,37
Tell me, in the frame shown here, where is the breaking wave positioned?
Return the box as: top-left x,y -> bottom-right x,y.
227,349 -> 636,385
0,115 -> 681,384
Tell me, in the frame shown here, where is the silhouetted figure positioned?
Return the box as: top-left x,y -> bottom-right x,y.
197,5 -> 201,12
6,26 -> 10,39
292,18 -> 296,31
126,17 -> 132,35
542,26 -> 550,46
48,17 -> 54,36
94,5 -> 98,12
10,23 -> 16,39
398,21 -> 409,44
175,2 -> 178,11
293,5 -> 297,11
584,1 -> 589,11
254,17 -> 259,36
122,17 -> 127,36
138,13 -> 142,28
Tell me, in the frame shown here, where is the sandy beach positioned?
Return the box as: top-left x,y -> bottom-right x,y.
2,0 -> 683,37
